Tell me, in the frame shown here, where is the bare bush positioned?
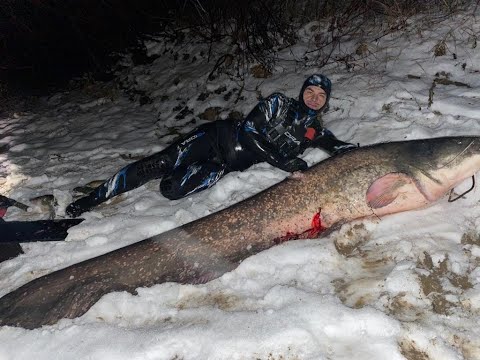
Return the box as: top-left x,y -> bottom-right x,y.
160,0 -> 477,79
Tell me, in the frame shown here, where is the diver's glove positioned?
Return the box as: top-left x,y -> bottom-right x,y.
282,157 -> 309,172
332,143 -> 359,156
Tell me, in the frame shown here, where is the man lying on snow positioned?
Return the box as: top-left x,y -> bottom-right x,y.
66,74 -> 358,218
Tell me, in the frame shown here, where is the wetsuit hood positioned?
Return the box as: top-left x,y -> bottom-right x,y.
299,74 -> 332,113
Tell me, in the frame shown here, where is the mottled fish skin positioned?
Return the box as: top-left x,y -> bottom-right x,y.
2,136 -> 480,329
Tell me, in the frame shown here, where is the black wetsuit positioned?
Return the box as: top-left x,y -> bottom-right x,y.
66,87 -> 355,217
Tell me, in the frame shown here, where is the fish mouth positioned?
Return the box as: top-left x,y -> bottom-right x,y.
406,140 -> 476,185
438,140 -> 476,170
410,139 -> 480,202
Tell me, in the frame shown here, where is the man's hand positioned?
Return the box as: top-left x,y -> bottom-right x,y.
283,157 -> 308,172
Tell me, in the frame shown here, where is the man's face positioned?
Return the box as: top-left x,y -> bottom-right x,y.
303,85 -> 327,111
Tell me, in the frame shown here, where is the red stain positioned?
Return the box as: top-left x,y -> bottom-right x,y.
308,211 -> 326,237
273,210 -> 326,244
0,208 -> 6,218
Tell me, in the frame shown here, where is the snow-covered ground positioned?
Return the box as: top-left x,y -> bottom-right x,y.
1,7 -> 480,360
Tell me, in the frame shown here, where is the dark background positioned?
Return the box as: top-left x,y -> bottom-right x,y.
1,0 -> 475,96
1,0 -> 172,94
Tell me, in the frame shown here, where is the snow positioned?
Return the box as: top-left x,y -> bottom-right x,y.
1,7 -> 480,360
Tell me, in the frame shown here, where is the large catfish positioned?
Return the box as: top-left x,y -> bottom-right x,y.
1,136 -> 480,329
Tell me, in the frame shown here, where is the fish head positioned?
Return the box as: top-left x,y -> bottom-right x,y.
358,137 -> 480,219
397,137 -> 480,200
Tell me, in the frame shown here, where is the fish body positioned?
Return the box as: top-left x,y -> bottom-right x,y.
1,136 -> 480,329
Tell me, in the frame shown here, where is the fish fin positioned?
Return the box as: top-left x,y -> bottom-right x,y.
191,272 -> 221,285
366,173 -> 413,209
0,275 -> 128,329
